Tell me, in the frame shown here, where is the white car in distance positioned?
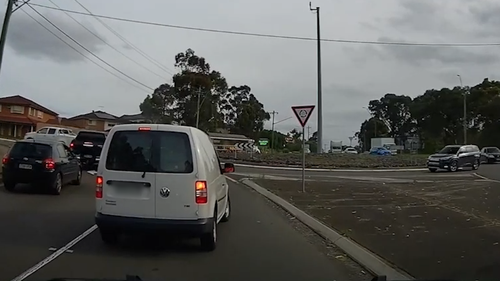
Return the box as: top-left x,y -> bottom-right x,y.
24,127 -> 76,146
343,147 -> 358,154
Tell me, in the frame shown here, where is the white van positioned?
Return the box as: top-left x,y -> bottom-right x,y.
95,124 -> 235,251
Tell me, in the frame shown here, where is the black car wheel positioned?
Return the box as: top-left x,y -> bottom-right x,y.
51,173 -> 62,195
4,181 -> 15,192
472,159 -> 480,170
71,168 -> 82,185
448,160 -> 458,172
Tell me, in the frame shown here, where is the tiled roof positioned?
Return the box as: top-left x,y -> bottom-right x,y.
69,110 -> 118,121
0,95 -> 58,116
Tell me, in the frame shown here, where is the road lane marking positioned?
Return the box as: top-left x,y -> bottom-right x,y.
473,173 -> 500,183
225,176 -> 238,183
11,225 -> 98,281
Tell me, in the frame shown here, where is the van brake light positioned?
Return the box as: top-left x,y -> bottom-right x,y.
96,176 -> 103,198
195,181 -> 207,204
2,154 -> 8,165
138,127 -> 151,131
44,158 -> 55,169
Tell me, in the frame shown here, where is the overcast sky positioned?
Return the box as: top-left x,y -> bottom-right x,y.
1,0 -> 500,147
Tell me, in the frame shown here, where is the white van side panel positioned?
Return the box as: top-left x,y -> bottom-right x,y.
96,124 -> 157,219
193,129 -> 227,220
154,125 -> 200,220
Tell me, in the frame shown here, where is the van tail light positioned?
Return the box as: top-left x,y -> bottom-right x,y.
96,176 -> 103,198
44,158 -> 55,169
69,142 -> 74,149
2,154 -> 8,165
195,181 -> 208,204
138,127 -> 151,131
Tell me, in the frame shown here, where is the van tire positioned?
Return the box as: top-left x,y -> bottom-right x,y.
99,227 -> 119,245
200,214 -> 217,252
50,173 -> 63,195
221,195 -> 230,222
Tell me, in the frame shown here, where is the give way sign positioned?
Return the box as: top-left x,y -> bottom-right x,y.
291,105 -> 315,127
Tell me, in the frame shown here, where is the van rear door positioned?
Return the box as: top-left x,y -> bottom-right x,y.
153,129 -> 198,220
99,126 -> 157,218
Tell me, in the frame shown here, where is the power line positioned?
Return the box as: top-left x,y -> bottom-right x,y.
19,8 -> 150,94
47,0 -> 167,81
30,3 -> 500,47
26,3 -> 154,91
73,0 -> 174,74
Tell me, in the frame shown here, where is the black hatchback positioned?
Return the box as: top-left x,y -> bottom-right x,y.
2,140 -> 82,194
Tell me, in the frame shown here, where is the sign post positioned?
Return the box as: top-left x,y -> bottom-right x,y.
291,105 -> 316,193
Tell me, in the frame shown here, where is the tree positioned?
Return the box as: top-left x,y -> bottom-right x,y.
221,85 -> 270,139
139,83 -> 175,124
368,93 -> 414,143
355,118 -> 389,151
139,48 -> 270,137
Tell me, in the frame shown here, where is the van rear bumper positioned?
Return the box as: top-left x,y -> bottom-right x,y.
95,213 -> 213,236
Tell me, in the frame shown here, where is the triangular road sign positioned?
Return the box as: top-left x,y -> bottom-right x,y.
291,105 -> 315,127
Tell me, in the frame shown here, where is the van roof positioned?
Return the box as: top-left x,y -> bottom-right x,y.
109,123 -> 201,135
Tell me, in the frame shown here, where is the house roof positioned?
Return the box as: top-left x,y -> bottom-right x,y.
0,95 -> 59,116
69,110 -> 118,121
116,113 -> 147,122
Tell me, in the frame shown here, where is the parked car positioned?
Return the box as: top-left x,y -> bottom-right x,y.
427,144 -> 481,172
343,147 -> 358,154
70,130 -> 107,169
2,139 -> 82,194
24,127 -> 76,146
480,146 -> 500,164
369,146 -> 392,156
95,124 -> 234,251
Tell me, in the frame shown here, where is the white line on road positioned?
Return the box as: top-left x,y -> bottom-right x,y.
233,163 -> 427,172
11,225 -> 98,281
473,173 -> 500,183
225,176 -> 238,183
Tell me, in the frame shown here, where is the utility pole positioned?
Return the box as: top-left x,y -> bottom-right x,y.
270,111 -> 278,151
0,0 -> 17,75
306,126 -> 311,140
195,88 -> 201,128
309,2 -> 322,154
457,75 -> 467,144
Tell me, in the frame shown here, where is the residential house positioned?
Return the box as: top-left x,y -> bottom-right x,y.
65,110 -> 118,131
0,95 -> 59,139
116,113 -> 148,124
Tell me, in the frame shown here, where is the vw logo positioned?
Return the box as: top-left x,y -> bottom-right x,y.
159,187 -> 170,197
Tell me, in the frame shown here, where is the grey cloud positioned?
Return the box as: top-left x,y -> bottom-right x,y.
7,10 -> 107,63
325,83 -> 373,99
365,36 -> 499,66
468,1 -> 500,38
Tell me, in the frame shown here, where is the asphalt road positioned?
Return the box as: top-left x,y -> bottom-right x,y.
1,174 -> 368,281
232,164 -> 482,181
475,164 -> 500,181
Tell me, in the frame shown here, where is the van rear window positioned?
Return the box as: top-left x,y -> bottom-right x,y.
105,130 -> 193,173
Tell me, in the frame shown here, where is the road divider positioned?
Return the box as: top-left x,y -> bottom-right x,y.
232,163 -> 427,172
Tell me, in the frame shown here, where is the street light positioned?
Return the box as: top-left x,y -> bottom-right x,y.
457,74 -> 467,144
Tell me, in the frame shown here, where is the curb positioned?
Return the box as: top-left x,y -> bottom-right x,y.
239,178 -> 414,280
232,163 -> 427,172
472,172 -> 500,183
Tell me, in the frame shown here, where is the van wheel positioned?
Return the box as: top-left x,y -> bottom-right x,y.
221,195 -> 231,222
200,215 -> 217,252
472,159 -> 480,170
99,228 -> 119,245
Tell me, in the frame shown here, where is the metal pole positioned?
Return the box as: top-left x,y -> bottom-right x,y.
195,88 -> 201,128
457,75 -> 467,144
302,125 -> 306,193
310,2 -> 322,154
270,111 -> 277,151
0,0 -> 16,75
